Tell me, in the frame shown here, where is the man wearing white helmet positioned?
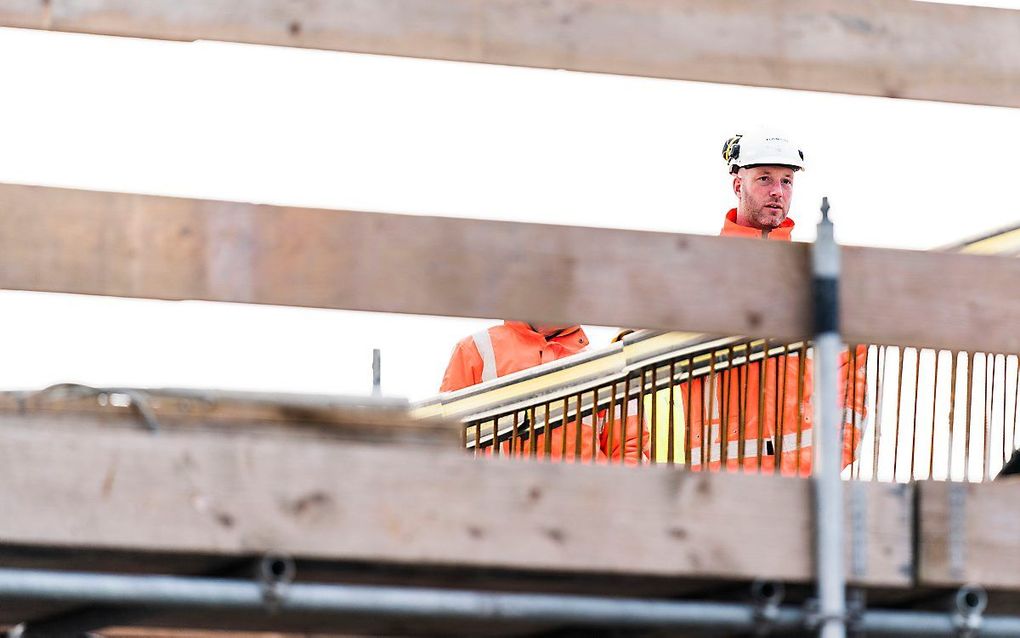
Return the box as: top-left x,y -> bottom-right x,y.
720,133 -> 805,239
678,134 -> 869,476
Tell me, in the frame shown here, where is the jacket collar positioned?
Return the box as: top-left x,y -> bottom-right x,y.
720,208 -> 795,241
504,320 -> 582,341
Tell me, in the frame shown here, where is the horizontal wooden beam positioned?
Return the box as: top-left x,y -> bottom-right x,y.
918,480 -> 1020,590
0,0 -> 1018,108
2,183 -> 1019,353
0,418 -> 912,587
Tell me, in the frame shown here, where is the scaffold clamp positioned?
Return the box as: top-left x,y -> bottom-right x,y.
952,585 -> 987,638
751,580 -> 784,635
258,553 -> 296,614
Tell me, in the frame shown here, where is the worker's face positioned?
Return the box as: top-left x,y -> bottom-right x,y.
733,166 -> 796,229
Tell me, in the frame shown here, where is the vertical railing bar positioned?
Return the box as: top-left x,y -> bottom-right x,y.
908,349 -> 921,481
528,406 -> 538,458
775,344 -> 789,476
510,411 -> 520,457
668,361 -> 677,466
929,351 -> 940,481
1003,353 -> 1011,463
474,420 -> 482,455
947,352 -> 959,481
848,345 -> 856,479
872,346 -> 887,482
707,352 -> 718,471
964,352 -> 975,482
848,345 -> 859,481
540,402 -> 551,460
720,348 -> 733,470
606,383 -> 617,466
892,347 -> 905,482
560,396 -> 570,460
984,353 -> 994,481
620,375 -> 632,466
856,345 -> 875,481
573,392 -> 583,463
1012,355 -> 1020,458
635,371 -> 646,465
590,389 -> 600,465
982,354 -> 992,480
492,416 -> 501,457
841,343 -> 854,479
737,350 -> 748,471
685,357 -> 695,468
796,348 -> 806,477
757,339 -> 768,471
650,366 -> 658,464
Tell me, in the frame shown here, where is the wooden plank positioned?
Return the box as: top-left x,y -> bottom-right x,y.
0,0 -> 1019,108
2,183 -> 1020,353
0,388 -> 459,448
0,419 -> 912,587
918,479 -> 1020,589
841,245 -> 1020,353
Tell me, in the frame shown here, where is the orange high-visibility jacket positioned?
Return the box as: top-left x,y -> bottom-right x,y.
441,321 -> 648,463
681,210 -> 868,476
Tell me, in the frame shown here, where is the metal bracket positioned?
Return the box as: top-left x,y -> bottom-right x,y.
803,598 -> 851,632
850,480 -> 868,580
948,482 -> 968,581
26,383 -> 162,433
750,580 -> 784,636
951,585 -> 987,638
258,553 -> 296,613
845,588 -> 866,636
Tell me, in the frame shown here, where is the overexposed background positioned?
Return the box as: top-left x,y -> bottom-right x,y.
1,0 -> 1018,400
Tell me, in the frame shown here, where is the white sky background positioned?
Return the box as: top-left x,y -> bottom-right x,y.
0,2 -> 1019,402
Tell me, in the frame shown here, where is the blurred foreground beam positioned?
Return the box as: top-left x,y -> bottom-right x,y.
919,480 -> 1020,590
0,416 -> 911,588
0,0 -> 1018,108
1,183 -> 1019,353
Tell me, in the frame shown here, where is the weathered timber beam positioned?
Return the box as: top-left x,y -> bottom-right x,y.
2,183 -> 1020,353
918,480 -> 1020,590
0,420 -> 912,587
0,0 -> 1018,108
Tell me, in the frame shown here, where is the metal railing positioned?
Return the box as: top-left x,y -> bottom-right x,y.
419,333 -> 1020,483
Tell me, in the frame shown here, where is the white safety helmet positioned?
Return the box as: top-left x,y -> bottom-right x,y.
722,133 -> 805,175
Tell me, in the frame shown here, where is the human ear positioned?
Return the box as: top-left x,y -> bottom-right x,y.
733,176 -> 742,198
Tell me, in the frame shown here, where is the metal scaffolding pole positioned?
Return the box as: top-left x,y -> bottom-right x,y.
0,568 -> 1016,636
813,198 -> 845,638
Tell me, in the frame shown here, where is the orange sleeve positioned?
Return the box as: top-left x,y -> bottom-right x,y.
839,344 -> 869,467
603,414 -> 651,465
440,338 -> 485,393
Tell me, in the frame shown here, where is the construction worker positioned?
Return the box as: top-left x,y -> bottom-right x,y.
683,133 -> 868,476
441,321 -> 647,463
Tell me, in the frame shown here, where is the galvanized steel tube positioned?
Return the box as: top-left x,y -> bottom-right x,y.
3,568 -> 1020,636
812,197 -> 845,638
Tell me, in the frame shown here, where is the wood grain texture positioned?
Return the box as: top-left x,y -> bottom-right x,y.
0,420 -> 912,587
0,0 -> 1018,107
0,182 -> 815,342
3,183 -> 1020,353
917,479 -> 1020,589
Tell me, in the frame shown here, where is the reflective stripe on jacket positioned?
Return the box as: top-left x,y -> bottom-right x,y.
683,346 -> 868,476
441,321 -> 590,392
693,209 -> 869,476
